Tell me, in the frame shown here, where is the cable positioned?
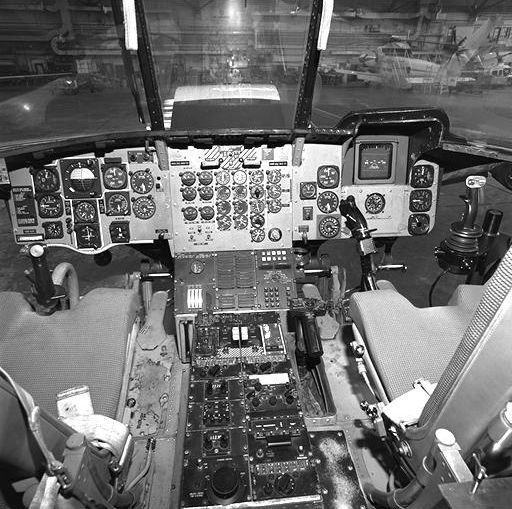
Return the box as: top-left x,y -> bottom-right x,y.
428,269 -> 449,307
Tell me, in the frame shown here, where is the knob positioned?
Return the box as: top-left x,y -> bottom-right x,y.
219,433 -> 229,449
269,395 -> 277,406
208,364 -> 220,377
203,435 -> 213,451
260,362 -> 271,373
274,473 -> 295,496
263,482 -> 274,495
254,382 -> 263,392
209,466 -> 242,502
252,397 -> 261,407
206,382 -> 213,395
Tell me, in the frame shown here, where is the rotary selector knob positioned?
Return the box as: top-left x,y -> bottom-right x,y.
207,466 -> 244,505
268,228 -> 282,242
274,473 -> 295,496
200,206 -> 215,220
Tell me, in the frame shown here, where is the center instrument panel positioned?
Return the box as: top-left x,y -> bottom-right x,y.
6,137 -> 440,253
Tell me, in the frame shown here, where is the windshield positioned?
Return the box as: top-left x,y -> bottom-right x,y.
316,1 -> 512,147
1,1 -> 512,148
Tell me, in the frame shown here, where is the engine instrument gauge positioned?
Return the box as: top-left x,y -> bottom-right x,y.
181,171 -> 196,186
251,228 -> 265,242
217,186 -> 231,201
233,200 -> 248,215
251,214 -> 265,228
34,167 -> 60,193
267,169 -> 281,184
267,184 -> 281,199
408,214 -> 430,235
317,165 -> 340,189
133,196 -> 156,219
131,170 -> 154,194
74,224 -> 101,249
233,170 -> 247,185
183,207 -> 198,221
233,185 -> 247,200
190,260 -> 205,274
216,201 -> 231,216
410,165 -> 434,188
37,194 -> 63,218
250,170 -> 264,184
365,193 -> 386,214
61,159 -> 100,198
109,222 -> 130,243
74,201 -> 97,222
318,216 -> 341,238
317,191 -> 339,214
199,186 -> 214,200
103,165 -> 127,190
198,171 -> 213,185
409,189 -> 432,212
43,221 -> 64,240
217,215 -> 232,231
234,215 -> 248,230
268,200 -> 282,213
216,170 -> 230,185
299,182 -> 317,200
250,200 -> 265,214
106,193 -> 130,216
200,206 -> 215,220
250,185 -> 265,199
181,187 -> 197,201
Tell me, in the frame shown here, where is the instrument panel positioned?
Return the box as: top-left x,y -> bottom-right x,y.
7,138 -> 440,254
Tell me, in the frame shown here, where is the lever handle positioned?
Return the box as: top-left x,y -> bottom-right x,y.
27,244 -> 56,308
302,314 -> 323,359
339,195 -> 369,239
462,175 -> 486,229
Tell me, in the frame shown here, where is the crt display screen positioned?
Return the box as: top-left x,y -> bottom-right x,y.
358,143 -> 393,180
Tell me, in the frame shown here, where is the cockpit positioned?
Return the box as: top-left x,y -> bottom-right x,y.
1,2 -> 512,509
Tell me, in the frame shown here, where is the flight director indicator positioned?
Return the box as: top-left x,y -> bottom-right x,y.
61,159 -> 101,198
358,143 -> 393,181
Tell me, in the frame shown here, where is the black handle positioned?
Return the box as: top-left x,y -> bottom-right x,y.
302,314 -> 323,359
28,244 -> 56,308
339,195 -> 370,240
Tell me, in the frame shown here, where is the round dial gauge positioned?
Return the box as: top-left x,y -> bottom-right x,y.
190,260 -> 205,274
198,171 -> 213,185
233,170 -> 247,185
365,193 -> 386,214
250,200 -> 265,214
317,191 -> 339,214
267,184 -> 281,199
74,201 -> 97,222
217,215 -> 232,231
133,196 -> 156,219
181,187 -> 197,201
216,200 -> 231,216
251,214 -> 265,228
319,216 -> 341,238
38,195 -> 63,218
75,224 -> 101,248
233,200 -> 248,215
250,170 -> 264,184
268,228 -> 282,242
217,186 -> 231,201
409,189 -> 432,212
268,200 -> 282,214
268,170 -> 282,184
251,229 -> 265,243
68,161 -> 97,192
233,185 -> 247,200
234,215 -> 248,230
410,165 -> 434,188
103,165 -> 127,190
216,170 -> 230,185
130,170 -> 154,194
408,214 -> 430,235
200,206 -> 214,220
300,182 -> 317,200
43,221 -> 63,239
183,206 -> 198,221
34,167 -> 59,192
106,193 -> 129,215
181,171 -> 196,186
317,166 -> 340,189
199,186 -> 214,200
251,185 -> 265,199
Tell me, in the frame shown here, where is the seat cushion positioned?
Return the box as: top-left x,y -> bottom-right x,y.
0,288 -> 139,418
349,287 -> 482,400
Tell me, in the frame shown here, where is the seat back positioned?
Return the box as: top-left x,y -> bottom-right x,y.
405,245 -> 512,470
